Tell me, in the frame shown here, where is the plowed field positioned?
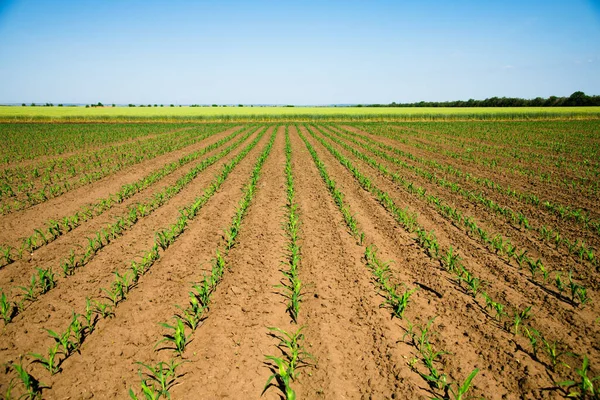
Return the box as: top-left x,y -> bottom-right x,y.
1,121 -> 598,399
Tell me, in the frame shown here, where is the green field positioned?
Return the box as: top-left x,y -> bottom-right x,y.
1,105 -> 599,122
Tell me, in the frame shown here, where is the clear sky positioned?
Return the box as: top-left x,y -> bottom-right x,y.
0,0 -> 599,105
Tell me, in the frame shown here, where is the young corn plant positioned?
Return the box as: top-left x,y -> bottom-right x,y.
1,291 -> 16,323
263,326 -> 312,400
419,347 -> 449,391
523,326 -> 541,359
91,299 -> 114,319
541,336 -> 567,371
35,267 -> 56,294
29,343 -> 61,375
83,297 -> 99,333
559,355 -> 599,398
9,362 -> 46,399
47,326 -> 76,357
156,317 -> 190,356
442,368 -> 480,400
60,250 -> 78,277
385,286 -> 418,319
129,359 -> 184,400
509,305 -> 532,336
18,275 -> 38,303
175,288 -> 209,331
442,246 -> 462,273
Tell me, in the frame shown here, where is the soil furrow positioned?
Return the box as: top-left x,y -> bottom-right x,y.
0,125 -> 245,247
0,127 -> 272,384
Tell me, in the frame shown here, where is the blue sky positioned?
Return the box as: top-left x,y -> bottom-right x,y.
0,0 -> 599,104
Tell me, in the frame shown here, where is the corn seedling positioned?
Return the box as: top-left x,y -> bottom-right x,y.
576,286 -> 590,306
443,368 -> 479,400
46,326 -> 76,356
559,355 -> 599,398
29,343 -> 61,374
35,267 -> 56,294
523,326 -> 541,358
156,317 -> 190,355
1,291 -> 16,323
263,326 -> 312,400
9,362 -> 46,399
130,359 -> 184,400
515,250 -> 528,269
385,286 -> 418,319
92,299 -> 114,319
555,272 -> 565,295
509,305 -> 532,335
70,312 -> 85,350
541,336 -> 567,371
81,297 -> 98,334
18,275 -> 38,303
443,246 -> 461,273
420,347 -> 449,391
60,249 -> 77,276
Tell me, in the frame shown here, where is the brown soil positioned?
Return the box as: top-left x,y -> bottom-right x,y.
0,125 -> 243,247
0,122 -> 598,400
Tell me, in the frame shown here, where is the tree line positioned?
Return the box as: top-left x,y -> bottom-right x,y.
361,91 -> 600,107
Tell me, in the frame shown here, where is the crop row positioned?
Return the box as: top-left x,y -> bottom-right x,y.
298,127 -> 480,398
311,124 -> 591,308
0,123 -> 194,164
263,128 -> 311,400
0,125 -> 252,268
130,129 -> 276,399
323,125 -> 598,270
0,124 -> 235,214
358,123 -> 600,211
374,123 -> 600,196
383,123 -> 599,184
303,125 -> 598,397
0,127 -> 261,324
339,124 -> 600,237
2,128 -> 272,399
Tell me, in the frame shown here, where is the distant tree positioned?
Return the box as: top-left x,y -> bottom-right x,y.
128,104 -> 135,107
154,104 -> 157,107
97,102 -> 103,107
30,103 -> 35,107
58,104 -> 63,107
212,104 -> 218,107
160,104 -> 164,107
147,104 -> 151,107
565,91 -> 588,106
112,104 -> 116,107
21,103 -> 26,106
170,104 -> 174,107
85,105 -> 89,108
238,104 -> 243,107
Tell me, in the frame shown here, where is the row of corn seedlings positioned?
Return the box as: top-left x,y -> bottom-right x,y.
1,129 -> 270,399
298,127 -> 479,399
263,128 -> 312,400
0,123 -> 190,163
0,125 -> 251,268
0,125 -> 203,201
0,128 -> 260,325
304,125 -> 599,397
1,124 -> 233,214
373,123 -> 600,201
311,125 -> 591,307
350,123 -> 600,236
326,125 -> 598,269
130,129 -> 276,399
